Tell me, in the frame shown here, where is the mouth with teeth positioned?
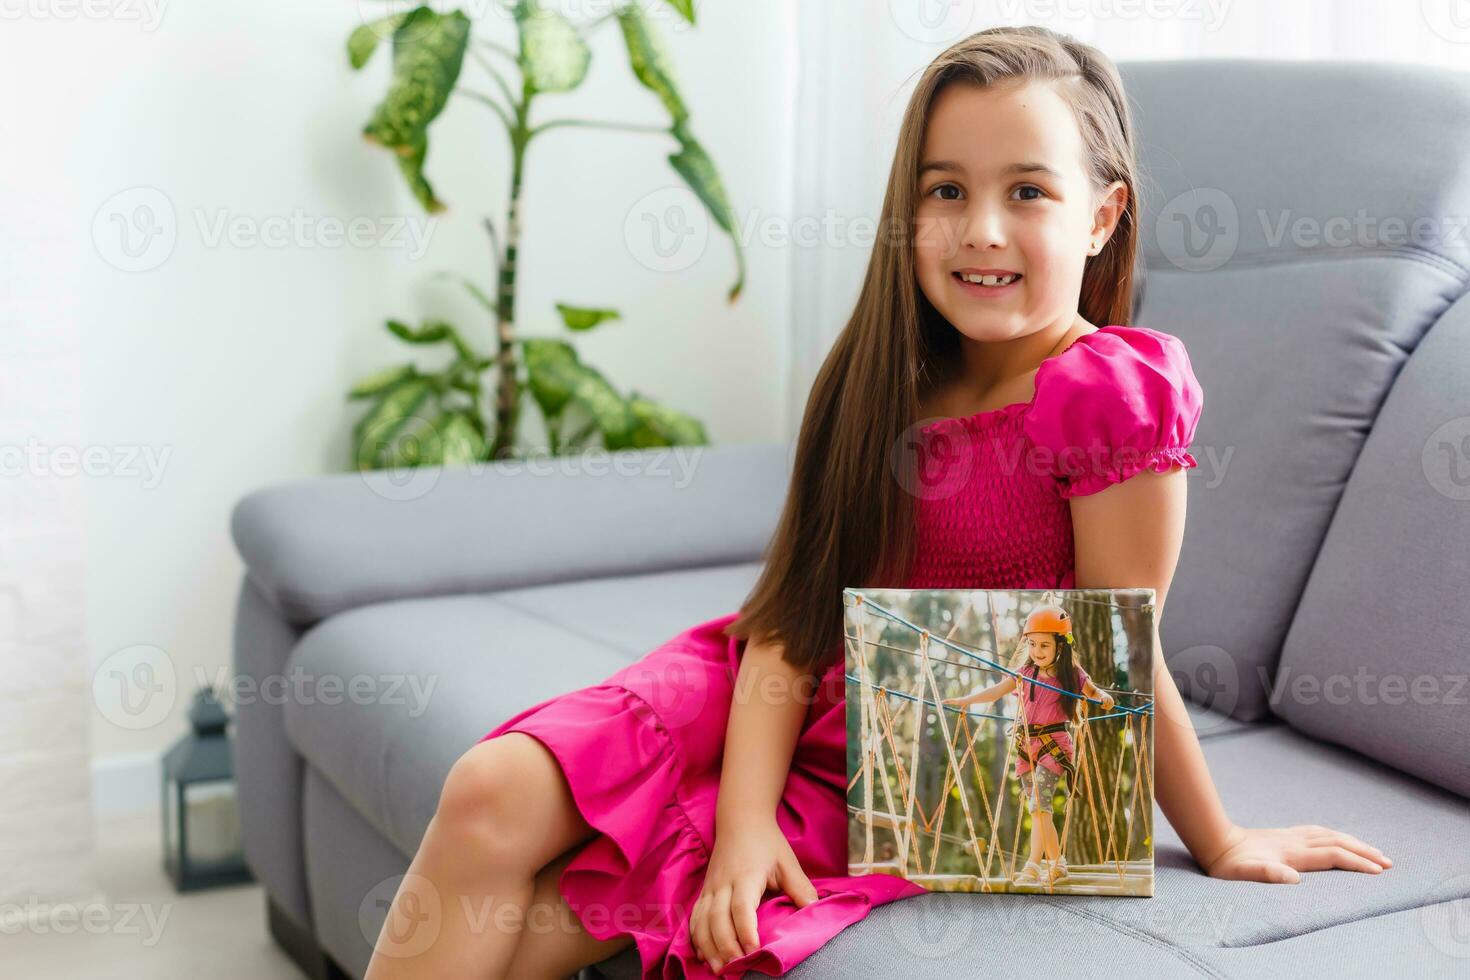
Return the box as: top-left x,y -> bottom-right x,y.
951,269 -> 1023,295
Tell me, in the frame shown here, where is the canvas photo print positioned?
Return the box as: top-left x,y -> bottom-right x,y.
844,587 -> 1156,897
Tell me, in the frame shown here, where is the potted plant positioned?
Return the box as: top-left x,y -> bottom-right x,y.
346,0 -> 743,468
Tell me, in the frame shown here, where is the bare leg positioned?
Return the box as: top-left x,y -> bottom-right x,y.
1026,807 -> 1046,863
364,733 -> 596,980
501,844 -> 638,979
1024,777 -> 1045,863
1036,812 -> 1060,862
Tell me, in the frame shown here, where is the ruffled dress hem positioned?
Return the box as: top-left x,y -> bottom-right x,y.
480,682 -> 927,980
1058,446 -> 1199,500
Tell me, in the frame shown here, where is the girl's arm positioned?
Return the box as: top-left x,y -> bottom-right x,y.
1070,468 -> 1389,882
944,673 -> 1017,708
1081,676 -> 1115,712
692,635 -> 820,973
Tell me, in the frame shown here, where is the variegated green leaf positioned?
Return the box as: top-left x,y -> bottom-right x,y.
362,7 -> 469,210
668,130 -> 744,300
522,339 -> 636,448
555,303 -> 621,331
662,0 -> 696,24
347,12 -> 408,70
616,4 -> 687,124
363,8 -> 470,151
629,395 -> 707,446
348,363 -> 417,400
395,137 -> 445,213
386,318 -> 449,344
616,5 -> 742,301
517,5 -> 590,93
570,362 -> 636,448
354,377 -> 433,469
385,318 -> 476,361
386,412 -> 443,467
522,337 -> 581,418
437,412 -> 486,465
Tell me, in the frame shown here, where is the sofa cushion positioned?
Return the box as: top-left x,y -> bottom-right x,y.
281,563 -> 761,856
1182,696 -> 1248,740
1116,59 -> 1470,722
231,442 -> 789,626
487,561 -> 762,658
596,726 -> 1469,979
1274,293 -> 1470,799
1139,259 -> 1457,722
1033,724 -> 1470,950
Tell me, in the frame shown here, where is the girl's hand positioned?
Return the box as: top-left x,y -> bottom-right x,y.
1099,692 -> 1115,712
1201,823 -> 1392,883
941,696 -> 968,709
691,817 -> 819,974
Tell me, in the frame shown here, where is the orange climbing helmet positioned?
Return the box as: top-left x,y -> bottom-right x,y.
1023,604 -> 1074,645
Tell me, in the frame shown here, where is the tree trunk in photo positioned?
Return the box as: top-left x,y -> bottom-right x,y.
1067,594 -> 1127,867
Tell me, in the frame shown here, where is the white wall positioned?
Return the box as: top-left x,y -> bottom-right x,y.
0,167 -> 98,911
1,0 -> 797,803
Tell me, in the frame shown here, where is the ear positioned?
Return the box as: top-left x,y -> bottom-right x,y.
1090,179 -> 1128,249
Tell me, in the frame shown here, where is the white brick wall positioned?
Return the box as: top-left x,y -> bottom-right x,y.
0,186 -> 98,913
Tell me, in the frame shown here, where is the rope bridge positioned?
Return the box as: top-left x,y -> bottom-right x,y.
843,589 -> 1155,896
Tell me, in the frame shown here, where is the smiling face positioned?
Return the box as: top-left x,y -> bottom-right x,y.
913,78 -> 1125,346
1024,632 -> 1058,670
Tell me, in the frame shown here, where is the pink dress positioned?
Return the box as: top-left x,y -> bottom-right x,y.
1013,662 -> 1094,777
479,323 -> 1202,978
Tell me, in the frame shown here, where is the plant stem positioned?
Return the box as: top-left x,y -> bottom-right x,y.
489,76 -> 533,460
475,37 -> 519,63
529,118 -> 669,138
457,88 -> 512,132
471,47 -> 519,112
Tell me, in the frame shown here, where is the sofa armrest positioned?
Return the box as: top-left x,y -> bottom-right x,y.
230,442 -> 792,627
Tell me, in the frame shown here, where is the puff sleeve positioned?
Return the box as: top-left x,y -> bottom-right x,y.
1022,325 -> 1203,500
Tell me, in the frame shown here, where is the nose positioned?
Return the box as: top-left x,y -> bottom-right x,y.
960,198 -> 1007,252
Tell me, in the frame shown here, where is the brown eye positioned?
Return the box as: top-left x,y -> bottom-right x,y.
928,183 -> 962,201
1013,185 -> 1044,201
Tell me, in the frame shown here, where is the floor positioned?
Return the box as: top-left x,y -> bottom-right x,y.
3,807 -> 303,979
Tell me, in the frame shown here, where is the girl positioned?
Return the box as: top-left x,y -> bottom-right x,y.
365,25 -> 1391,980
943,604 -> 1117,887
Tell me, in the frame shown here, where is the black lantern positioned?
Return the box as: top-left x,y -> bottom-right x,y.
161,685 -> 254,891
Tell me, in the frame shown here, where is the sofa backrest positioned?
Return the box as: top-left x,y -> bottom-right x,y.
1117,59 -> 1470,788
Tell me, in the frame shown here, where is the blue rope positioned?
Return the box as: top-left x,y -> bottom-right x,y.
845,590 -> 1153,717
845,673 -> 1150,723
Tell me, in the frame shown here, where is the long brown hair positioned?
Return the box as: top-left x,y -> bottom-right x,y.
725,26 -> 1142,674
1022,635 -> 1082,723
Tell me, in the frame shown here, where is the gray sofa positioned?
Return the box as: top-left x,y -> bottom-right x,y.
230,58 -> 1470,979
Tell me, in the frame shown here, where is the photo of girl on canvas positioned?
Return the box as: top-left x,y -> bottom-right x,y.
943,604 -> 1114,887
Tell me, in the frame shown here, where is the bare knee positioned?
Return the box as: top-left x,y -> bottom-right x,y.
433,735 -> 581,871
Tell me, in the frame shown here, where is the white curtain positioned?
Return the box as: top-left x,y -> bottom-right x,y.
786,0 -> 1470,428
